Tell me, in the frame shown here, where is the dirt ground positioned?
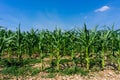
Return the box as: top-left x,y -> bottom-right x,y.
1,69 -> 120,80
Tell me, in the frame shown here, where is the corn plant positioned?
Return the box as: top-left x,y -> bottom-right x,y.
12,25 -> 25,61
67,30 -> 77,68
115,30 -> 120,70
45,30 -> 56,69
25,28 -> 39,58
98,29 -> 110,69
0,28 -> 13,59
78,24 -> 98,70
38,30 -> 45,70
0,27 -> 7,54
5,30 -> 15,62
108,25 -> 119,57
51,28 -> 63,71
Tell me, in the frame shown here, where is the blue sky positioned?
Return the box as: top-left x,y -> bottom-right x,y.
0,0 -> 120,31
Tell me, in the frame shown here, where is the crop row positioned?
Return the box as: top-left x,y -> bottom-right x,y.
0,24 -> 120,72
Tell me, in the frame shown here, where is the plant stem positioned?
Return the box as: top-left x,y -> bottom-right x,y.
86,47 -> 89,70
101,43 -> 105,69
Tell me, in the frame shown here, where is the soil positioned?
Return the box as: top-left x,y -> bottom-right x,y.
0,56 -> 120,80
0,69 -> 120,80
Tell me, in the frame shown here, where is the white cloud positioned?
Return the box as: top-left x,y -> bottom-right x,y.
95,6 -> 110,12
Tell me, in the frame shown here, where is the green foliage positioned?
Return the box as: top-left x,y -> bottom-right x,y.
1,66 -> 31,76
1,24 -> 120,78
31,68 -> 41,76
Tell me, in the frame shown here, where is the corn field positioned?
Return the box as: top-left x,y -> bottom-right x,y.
0,24 -> 120,72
